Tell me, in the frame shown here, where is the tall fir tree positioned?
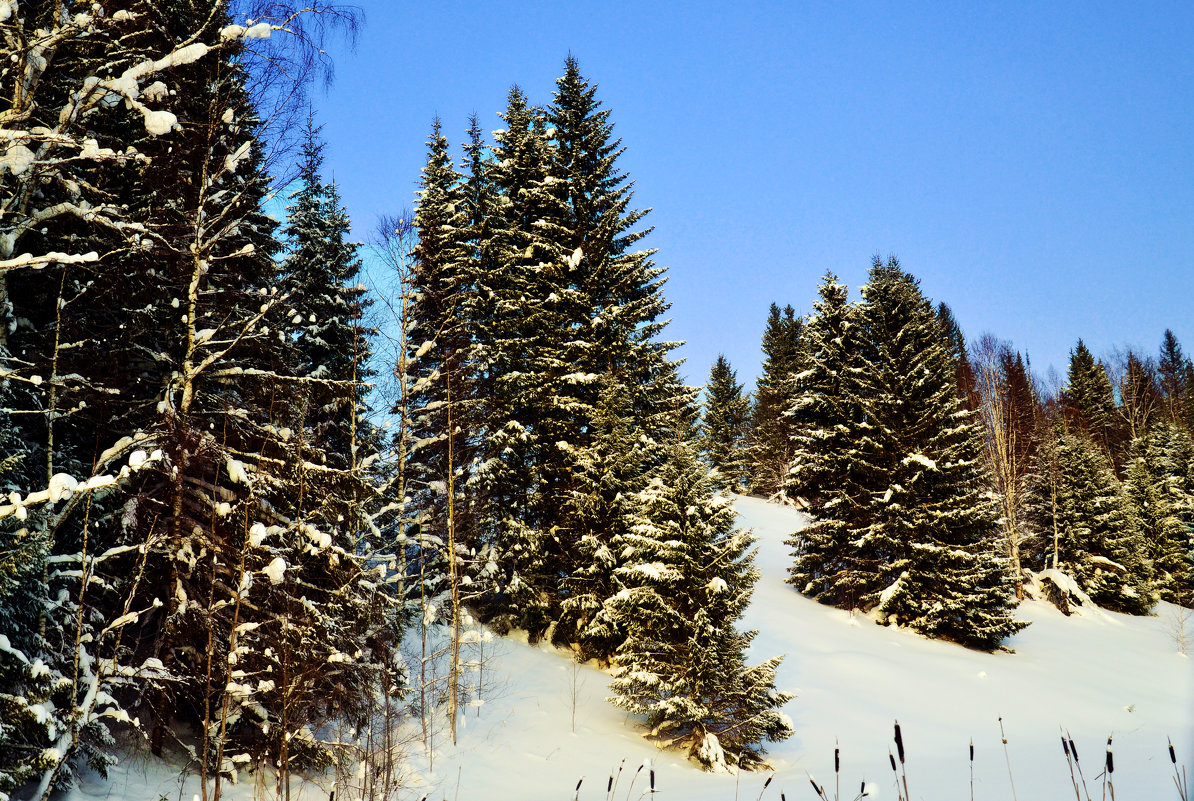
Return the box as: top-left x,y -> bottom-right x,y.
548,56 -> 685,452
606,443 -> 793,771
786,273 -> 860,602
793,259 -> 1023,649
1125,424 -> 1194,605
404,117 -> 472,546
0,4 -> 393,789
1024,424 -> 1152,614
747,303 -> 802,498
472,86 -> 572,636
1062,340 -> 1119,459
852,259 -> 1023,647
936,301 -> 978,407
700,355 -> 751,490
281,114 -> 378,539
555,379 -> 657,659
1158,330 -> 1189,427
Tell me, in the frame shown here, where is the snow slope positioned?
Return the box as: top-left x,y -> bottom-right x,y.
61,496 -> 1192,801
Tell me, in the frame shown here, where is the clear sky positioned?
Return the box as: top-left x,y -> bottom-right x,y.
309,0 -> 1193,390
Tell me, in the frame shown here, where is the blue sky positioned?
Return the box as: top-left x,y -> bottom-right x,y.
309,0 -> 1193,389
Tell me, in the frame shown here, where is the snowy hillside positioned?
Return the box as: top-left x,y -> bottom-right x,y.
65,496 -> 1191,801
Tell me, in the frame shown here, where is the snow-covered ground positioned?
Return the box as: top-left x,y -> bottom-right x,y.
62,496 -> 1192,801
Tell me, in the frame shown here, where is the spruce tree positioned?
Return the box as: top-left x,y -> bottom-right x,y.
1158,330 -> 1189,426
1,5 -> 393,788
854,259 -> 1023,647
700,355 -> 751,490
404,118 -> 472,548
793,258 -> 1023,649
1126,424 -> 1194,605
786,273 -> 861,603
1026,425 -> 1151,614
555,379 -> 656,659
607,443 -> 792,771
1063,340 -> 1119,458
281,115 -> 379,550
472,87 -> 571,636
748,303 -> 802,498
936,301 -> 978,406
548,56 -> 684,463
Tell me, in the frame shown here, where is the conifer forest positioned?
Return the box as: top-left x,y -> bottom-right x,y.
0,4 -> 1190,801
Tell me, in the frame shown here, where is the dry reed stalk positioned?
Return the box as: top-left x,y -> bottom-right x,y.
998,717 -> 1018,801
894,721 -> 909,801
1170,737 -> 1190,801
969,739 -> 975,801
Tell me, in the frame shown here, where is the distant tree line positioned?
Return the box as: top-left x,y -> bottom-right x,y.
700,264 -> 1193,641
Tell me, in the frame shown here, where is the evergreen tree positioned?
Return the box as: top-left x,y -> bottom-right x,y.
473,86 -> 571,636
0,5 -> 393,789
748,303 -> 802,498
1062,340 -> 1119,457
1158,330 -> 1189,426
792,259 -> 1023,649
850,259 -> 1023,648
548,57 -> 684,453
786,273 -> 860,602
606,443 -> 792,771
404,118 -> 472,550
937,301 -> 978,406
473,64 -> 690,640
555,380 -> 656,659
1125,424 -> 1194,604
700,355 -> 751,490
1025,425 -> 1152,614
281,114 -> 378,544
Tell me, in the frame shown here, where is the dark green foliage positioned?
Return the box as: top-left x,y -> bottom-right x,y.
937,301 -> 977,406
790,259 -> 1023,650
786,273 -> 859,601
283,115 -> 375,469
748,303 -> 802,498
1126,424 -> 1194,605
556,380 -> 656,660
607,444 -> 792,771
1062,340 -> 1119,458
700,355 -> 751,490
471,87 -> 574,637
1158,329 -> 1189,426
1025,424 -> 1152,614
0,4 -> 393,788
468,63 -> 687,639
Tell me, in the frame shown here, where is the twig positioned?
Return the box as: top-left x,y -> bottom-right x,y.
999,717 -> 1018,801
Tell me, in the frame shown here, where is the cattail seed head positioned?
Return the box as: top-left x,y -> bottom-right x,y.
808,778 -> 820,794
1070,739 -> 1079,762
969,740 -> 974,762
1106,737 -> 1114,774
575,778 -> 583,792
835,748 -> 840,773
649,769 -> 655,791
1169,738 -> 1177,764
763,775 -> 773,789
607,775 -> 614,792
1062,737 -> 1070,758
889,752 -> 897,772
894,721 -> 905,764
